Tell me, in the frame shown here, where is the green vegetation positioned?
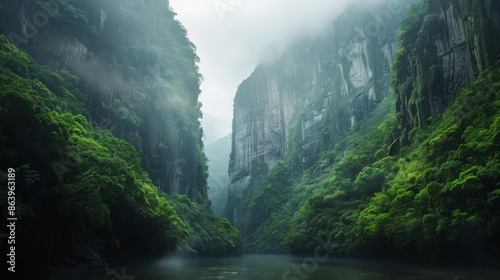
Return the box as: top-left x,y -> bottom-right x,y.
235,0 -> 500,261
287,68 -> 499,260
393,0 -> 500,142
170,194 -> 242,256
239,66 -> 499,260
99,0 -> 209,200
0,0 -> 209,202
0,34 -> 240,275
0,34 -> 182,263
1,0 -> 498,272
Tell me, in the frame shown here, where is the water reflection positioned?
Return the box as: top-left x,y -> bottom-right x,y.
128,255 -> 500,280
148,255 -> 293,279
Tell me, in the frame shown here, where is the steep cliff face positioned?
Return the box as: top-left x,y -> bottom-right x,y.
225,0 -> 499,256
0,0 -> 207,203
393,0 -> 500,142
0,1 -> 244,274
227,1 -> 409,228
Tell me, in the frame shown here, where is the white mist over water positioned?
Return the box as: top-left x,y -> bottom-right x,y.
125,255 -> 500,280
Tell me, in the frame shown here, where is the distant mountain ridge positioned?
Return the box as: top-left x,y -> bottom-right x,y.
206,134 -> 231,216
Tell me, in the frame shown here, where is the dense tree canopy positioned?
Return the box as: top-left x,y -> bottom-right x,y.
233,0 -> 500,262
0,33 -> 241,276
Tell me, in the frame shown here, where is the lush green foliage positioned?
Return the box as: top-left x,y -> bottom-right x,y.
0,35 -> 240,273
233,0 -> 500,258
240,96 -> 397,254
0,0 -> 208,202
240,65 -> 500,260
0,34 -> 186,261
393,0 -> 500,143
98,0 -> 209,200
351,68 -> 500,260
169,194 -> 243,256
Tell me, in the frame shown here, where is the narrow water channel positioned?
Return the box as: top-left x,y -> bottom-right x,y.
119,255 -> 500,280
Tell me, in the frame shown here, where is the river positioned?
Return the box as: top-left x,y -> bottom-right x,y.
110,255 -> 500,280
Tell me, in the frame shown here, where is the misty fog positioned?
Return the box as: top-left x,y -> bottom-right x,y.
169,0 -> 358,143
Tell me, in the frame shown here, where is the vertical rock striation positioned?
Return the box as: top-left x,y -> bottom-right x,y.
1,0 -> 208,203
394,0 -> 500,143
226,0 -> 500,237
226,1 -> 411,229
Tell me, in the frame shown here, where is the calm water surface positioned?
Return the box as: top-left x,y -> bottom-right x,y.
124,255 -> 500,280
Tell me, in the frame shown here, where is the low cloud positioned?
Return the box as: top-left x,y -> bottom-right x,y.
170,0 -> 352,143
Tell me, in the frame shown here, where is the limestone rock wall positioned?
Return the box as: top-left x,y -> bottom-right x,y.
226,0 -> 410,227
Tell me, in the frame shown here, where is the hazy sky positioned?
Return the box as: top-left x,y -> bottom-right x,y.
169,0 -> 351,144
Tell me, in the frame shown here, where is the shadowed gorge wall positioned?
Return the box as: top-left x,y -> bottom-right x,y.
0,0 -> 208,203
0,0 -> 243,276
